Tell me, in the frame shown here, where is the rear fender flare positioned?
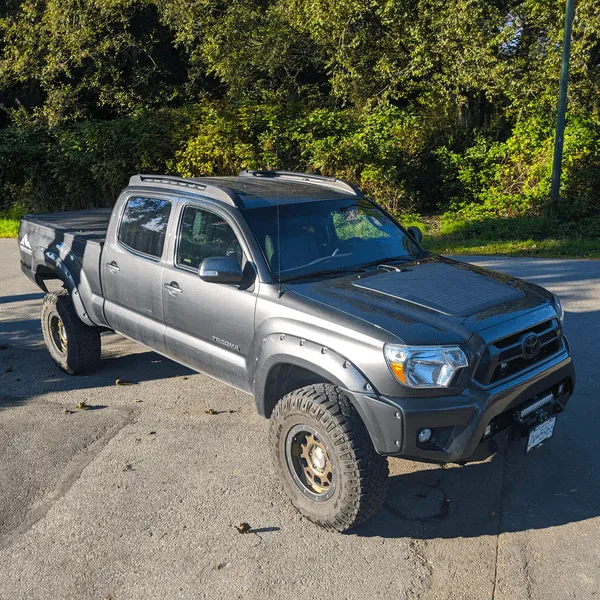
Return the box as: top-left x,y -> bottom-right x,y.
35,246 -> 95,327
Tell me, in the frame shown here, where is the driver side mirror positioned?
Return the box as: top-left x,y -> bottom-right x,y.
407,226 -> 423,244
199,256 -> 243,284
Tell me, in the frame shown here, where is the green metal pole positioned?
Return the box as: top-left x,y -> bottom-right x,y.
550,0 -> 575,205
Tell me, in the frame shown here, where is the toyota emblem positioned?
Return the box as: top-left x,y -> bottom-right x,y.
522,334 -> 541,358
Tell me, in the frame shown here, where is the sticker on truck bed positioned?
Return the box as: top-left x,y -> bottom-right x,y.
19,234 -> 33,255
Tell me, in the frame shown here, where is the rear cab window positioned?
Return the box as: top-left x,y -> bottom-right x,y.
118,197 -> 172,259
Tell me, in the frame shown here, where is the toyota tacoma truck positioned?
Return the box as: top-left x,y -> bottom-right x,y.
18,170 -> 575,532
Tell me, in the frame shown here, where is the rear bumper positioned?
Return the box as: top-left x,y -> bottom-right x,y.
21,260 -> 38,286
347,345 -> 575,463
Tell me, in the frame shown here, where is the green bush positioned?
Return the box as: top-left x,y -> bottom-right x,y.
437,115 -> 600,222
174,102 -> 445,214
0,108 -> 192,213
0,0 -> 599,251
1,101 -> 599,246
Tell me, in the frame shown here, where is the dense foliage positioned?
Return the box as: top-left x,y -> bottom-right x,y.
0,0 -> 598,226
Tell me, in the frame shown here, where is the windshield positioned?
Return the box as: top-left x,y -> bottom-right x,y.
242,198 -> 425,281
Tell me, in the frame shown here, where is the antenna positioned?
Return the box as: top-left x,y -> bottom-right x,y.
276,151 -> 283,298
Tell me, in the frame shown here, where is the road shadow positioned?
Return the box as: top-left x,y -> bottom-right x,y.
354,426 -> 599,539
0,318 -> 41,341
0,394 -> 28,409
0,340 -> 195,407
249,527 -> 281,534
0,293 -> 45,305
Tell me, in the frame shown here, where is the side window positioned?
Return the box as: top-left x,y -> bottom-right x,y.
177,206 -> 243,270
118,197 -> 172,258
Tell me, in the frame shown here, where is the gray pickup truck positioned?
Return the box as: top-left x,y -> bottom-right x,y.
18,170 -> 575,532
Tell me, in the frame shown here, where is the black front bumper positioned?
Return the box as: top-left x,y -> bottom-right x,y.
348,345 -> 575,463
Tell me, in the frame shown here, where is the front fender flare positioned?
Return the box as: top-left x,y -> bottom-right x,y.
254,334 -> 399,454
254,334 -> 374,412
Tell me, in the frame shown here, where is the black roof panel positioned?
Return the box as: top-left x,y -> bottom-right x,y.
193,176 -> 362,208
129,172 -> 364,208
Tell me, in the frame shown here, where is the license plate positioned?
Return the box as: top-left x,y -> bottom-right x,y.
526,416 -> 556,452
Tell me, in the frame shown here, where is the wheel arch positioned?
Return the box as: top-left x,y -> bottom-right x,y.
253,334 -> 375,418
32,246 -> 95,326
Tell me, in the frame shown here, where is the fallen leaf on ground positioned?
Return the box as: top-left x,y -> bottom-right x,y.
0,344 -> 10,351
75,401 -> 88,410
205,408 -> 238,415
64,409 -> 73,414
135,399 -> 143,403
122,464 -> 133,472
148,431 -> 156,435
234,523 -> 252,534
115,378 -> 136,386
5,367 -> 14,373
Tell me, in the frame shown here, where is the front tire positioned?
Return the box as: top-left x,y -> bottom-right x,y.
41,290 -> 101,374
270,384 -> 389,532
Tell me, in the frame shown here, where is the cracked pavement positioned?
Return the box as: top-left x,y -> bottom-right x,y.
1,239 -> 599,599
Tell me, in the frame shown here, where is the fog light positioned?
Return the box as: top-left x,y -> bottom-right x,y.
418,428 -> 432,444
484,424 -> 492,437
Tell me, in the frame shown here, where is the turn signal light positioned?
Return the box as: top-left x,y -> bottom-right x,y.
390,362 -> 406,383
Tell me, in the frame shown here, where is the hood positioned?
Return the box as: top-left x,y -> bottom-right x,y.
286,256 -> 554,345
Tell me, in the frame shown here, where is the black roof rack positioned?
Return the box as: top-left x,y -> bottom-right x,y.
129,174 -> 242,207
239,170 -> 362,196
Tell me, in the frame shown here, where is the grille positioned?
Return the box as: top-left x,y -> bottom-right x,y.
498,345 -> 523,361
539,330 -> 558,344
474,319 -> 563,385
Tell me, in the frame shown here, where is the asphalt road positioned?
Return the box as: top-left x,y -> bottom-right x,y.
0,239 -> 598,600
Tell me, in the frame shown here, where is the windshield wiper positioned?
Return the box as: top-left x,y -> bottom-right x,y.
356,256 -> 418,270
281,256 -> 420,282
281,266 -> 365,283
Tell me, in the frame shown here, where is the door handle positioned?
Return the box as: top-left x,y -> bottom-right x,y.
106,261 -> 120,273
164,282 -> 183,295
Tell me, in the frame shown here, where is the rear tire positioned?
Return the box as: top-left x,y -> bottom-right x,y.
41,290 -> 101,374
270,383 -> 389,532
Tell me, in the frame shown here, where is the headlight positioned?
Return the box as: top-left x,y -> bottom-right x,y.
552,294 -> 565,324
384,344 -> 468,388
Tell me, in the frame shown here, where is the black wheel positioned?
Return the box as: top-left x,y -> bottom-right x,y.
270,384 -> 389,532
41,290 -> 101,374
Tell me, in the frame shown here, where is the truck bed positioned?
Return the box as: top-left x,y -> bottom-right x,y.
19,209 -> 113,313
21,208 -> 112,246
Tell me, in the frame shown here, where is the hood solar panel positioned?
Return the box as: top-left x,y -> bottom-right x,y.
352,262 -> 524,317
